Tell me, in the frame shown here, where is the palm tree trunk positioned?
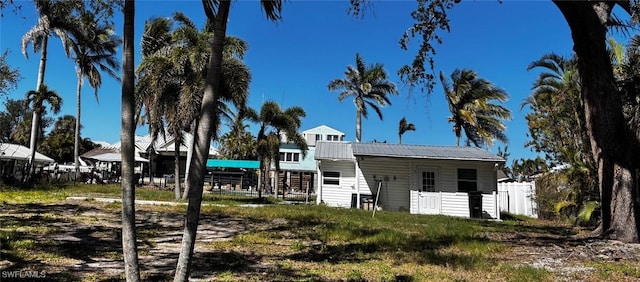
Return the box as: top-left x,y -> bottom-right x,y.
181,121 -> 196,200
399,134 -> 402,144
26,110 -> 40,183
27,36 -> 49,182
121,1 -> 141,280
174,134 -> 181,200
454,125 -> 461,147
356,111 -> 361,143
174,1 -> 230,280
257,156 -> 263,198
74,70 -> 82,183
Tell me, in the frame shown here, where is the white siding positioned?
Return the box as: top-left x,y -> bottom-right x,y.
358,158 -> 411,211
440,192 -> 470,217
482,192 -> 500,219
410,191 -> 499,219
317,160 -> 356,208
409,159 -> 497,193
318,155 -> 500,217
410,190 -> 418,214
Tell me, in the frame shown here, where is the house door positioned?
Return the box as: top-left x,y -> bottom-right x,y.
416,168 -> 440,214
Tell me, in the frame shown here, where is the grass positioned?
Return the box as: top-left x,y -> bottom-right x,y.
1,183 -> 636,281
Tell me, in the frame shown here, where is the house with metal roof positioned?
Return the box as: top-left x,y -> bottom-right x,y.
271,125 -> 344,194
315,141 -> 505,219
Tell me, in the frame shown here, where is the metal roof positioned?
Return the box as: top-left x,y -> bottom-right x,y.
0,143 -> 55,163
351,143 -> 505,162
206,159 -> 260,169
314,141 -> 355,160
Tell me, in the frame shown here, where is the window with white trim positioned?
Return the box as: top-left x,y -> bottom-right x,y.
457,168 -> 477,192
322,171 -> 340,185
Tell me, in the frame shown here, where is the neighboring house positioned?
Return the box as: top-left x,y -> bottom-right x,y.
302,125 -> 345,146
0,143 -> 55,180
272,125 -> 345,193
82,131 -> 217,178
497,169 -> 513,183
315,141 -> 505,219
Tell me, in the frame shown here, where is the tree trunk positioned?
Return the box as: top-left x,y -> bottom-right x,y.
75,70 -> 82,183
121,1 -> 141,280
174,1 -> 230,281
181,121 -> 196,200
257,156 -> 263,198
356,111 -> 361,143
174,134 -> 181,200
27,36 -> 49,183
554,1 -> 640,242
26,110 -> 39,183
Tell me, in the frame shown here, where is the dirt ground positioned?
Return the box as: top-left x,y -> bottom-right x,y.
1,199 -> 640,281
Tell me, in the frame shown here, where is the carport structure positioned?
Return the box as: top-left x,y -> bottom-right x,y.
205,159 -> 260,190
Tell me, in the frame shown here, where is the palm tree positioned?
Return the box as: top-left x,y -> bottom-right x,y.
21,0 -> 81,180
24,84 -> 62,182
328,53 -> 399,142
175,1 -> 284,279
70,12 -> 121,180
136,14 -> 250,200
439,68 -> 511,148
523,53 -> 587,166
398,117 -> 415,144
218,110 -> 257,160
252,101 -> 308,199
120,0 -> 140,280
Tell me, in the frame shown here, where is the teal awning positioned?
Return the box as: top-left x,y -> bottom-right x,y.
206,159 -> 260,169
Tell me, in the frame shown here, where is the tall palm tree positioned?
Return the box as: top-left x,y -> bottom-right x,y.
439,68 -> 511,148
328,53 -> 399,142
523,53 -> 587,166
24,84 -> 62,182
175,2 -> 284,279
120,0 -> 140,280
70,12 -> 121,180
398,117 -> 415,144
21,0 -> 81,180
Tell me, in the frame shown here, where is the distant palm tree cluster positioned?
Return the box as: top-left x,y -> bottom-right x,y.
20,0 -> 119,182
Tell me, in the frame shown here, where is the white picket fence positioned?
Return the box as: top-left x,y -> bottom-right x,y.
497,182 -> 538,218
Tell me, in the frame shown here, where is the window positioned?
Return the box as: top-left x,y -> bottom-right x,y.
316,134 -> 323,141
421,171 -> 436,192
457,168 -> 477,192
323,171 -> 340,185
280,152 -> 300,163
326,135 -> 340,141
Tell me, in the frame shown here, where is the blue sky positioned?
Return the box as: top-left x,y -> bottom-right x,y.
1,0 -> 580,163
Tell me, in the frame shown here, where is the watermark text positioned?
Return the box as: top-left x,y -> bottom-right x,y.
1,270 -> 47,279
